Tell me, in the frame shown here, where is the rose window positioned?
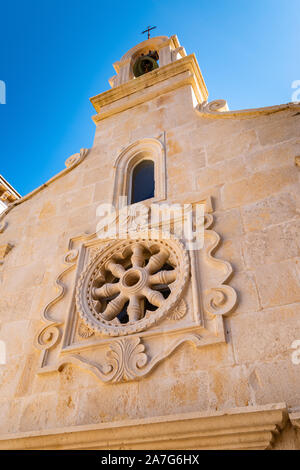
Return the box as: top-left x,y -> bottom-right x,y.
76,236 -> 189,336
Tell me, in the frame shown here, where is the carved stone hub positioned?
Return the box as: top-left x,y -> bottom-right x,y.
76,236 -> 189,337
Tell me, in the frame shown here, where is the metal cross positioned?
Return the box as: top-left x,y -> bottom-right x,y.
141,26 -> 157,40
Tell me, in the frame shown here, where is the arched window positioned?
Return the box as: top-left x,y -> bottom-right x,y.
130,160 -> 155,204
113,138 -> 166,207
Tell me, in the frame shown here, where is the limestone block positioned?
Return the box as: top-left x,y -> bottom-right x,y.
19,392 -> 58,432
57,187 -> 94,214
229,303 -> 300,364
245,140 -> 300,172
76,381 -> 140,425
50,169 -> 83,195
193,118 -> 246,145
55,391 -> 80,427
1,262 -> 46,293
242,220 -> 300,268
136,370 -> 209,418
0,354 -> 24,398
168,175 -> 196,195
250,360 -> 300,409
221,166 -> 297,209
67,204 -> 97,233
167,134 -> 185,157
206,129 -> 259,165
227,271 -> 261,314
14,352 -> 40,398
213,237 -> 245,272
241,192 -> 299,232
0,320 -> 31,359
196,156 -> 248,192
0,286 -> 36,322
0,400 -> 11,433
0,398 -> 23,434
254,259 -> 300,308
160,341 -> 235,374
57,364 -> 100,393
38,201 -> 56,220
208,365 -> 252,410
189,149 -> 207,169
257,117 -> 300,146
213,209 -> 244,240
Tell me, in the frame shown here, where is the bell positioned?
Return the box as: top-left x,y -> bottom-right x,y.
133,50 -> 159,77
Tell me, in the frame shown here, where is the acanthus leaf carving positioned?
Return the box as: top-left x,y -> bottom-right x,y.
57,333 -> 203,383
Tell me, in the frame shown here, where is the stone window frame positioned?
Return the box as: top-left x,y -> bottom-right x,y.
113,138 -> 167,208
129,158 -> 155,204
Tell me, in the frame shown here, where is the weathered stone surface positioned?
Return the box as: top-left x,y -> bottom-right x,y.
254,259 -> 300,308
230,304 -> 300,364
228,271 -> 261,314
241,192 -> 299,232
221,166 -> 297,209
242,220 -> 300,268
0,33 -> 299,450
252,360 -> 300,409
208,365 -> 252,410
206,129 -> 259,165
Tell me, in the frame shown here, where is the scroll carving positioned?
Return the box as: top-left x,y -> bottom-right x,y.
35,249 -> 79,368
65,148 -> 89,168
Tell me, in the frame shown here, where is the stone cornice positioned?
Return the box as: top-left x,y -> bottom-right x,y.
0,403 -> 288,450
196,99 -> 300,119
90,54 -> 209,123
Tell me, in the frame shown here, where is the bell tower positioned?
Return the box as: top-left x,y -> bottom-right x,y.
90,35 -> 208,126
109,35 -> 188,87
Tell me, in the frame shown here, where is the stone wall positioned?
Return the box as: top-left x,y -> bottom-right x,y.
0,81 -> 299,447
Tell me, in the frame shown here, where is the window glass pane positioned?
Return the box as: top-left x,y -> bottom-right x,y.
131,160 -> 154,204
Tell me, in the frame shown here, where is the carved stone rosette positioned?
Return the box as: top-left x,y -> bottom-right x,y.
35,198 -> 237,383
76,234 -> 189,337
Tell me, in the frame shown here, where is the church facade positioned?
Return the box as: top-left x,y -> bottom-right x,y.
0,35 -> 300,449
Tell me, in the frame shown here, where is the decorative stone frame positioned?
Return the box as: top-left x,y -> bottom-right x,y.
113,138 -> 167,207
34,197 -> 237,384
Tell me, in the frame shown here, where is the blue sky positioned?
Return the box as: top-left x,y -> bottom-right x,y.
0,0 -> 299,195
